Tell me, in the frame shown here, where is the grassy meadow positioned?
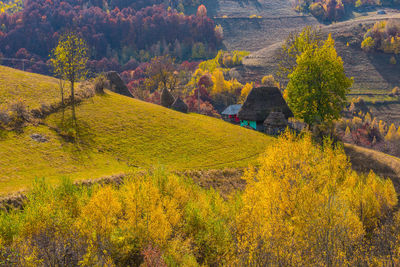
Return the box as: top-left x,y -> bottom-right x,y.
0,66 -> 73,110
0,67 -> 273,194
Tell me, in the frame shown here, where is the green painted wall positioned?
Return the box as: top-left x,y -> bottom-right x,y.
240,120 -> 257,130
249,121 -> 257,129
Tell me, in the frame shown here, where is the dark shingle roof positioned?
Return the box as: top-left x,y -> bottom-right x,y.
238,87 -> 293,121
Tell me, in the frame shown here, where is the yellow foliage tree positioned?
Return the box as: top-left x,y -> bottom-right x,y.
379,120 -> 387,136
365,112 -> 372,123
239,83 -> 253,104
50,32 -> 88,106
211,69 -> 226,94
236,131 -> 397,266
345,125 -> 352,140
397,125 -> 400,140
386,123 -> 398,142
261,75 -> 279,88
361,37 -> 375,52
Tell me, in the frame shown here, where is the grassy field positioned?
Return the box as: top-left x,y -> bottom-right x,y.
0,65 -> 86,110
0,67 -> 273,194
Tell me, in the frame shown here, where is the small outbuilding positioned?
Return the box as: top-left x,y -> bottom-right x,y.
171,97 -> 188,113
221,104 -> 242,123
238,86 -> 293,131
263,112 -> 288,135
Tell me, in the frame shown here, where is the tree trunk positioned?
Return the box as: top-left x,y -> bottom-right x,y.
71,80 -> 75,105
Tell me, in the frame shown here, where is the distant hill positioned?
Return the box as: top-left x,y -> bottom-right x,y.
0,67 -> 273,194
243,14 -> 400,92
213,0 -> 400,92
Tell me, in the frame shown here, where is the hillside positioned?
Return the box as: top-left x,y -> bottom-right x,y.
243,14 -> 400,92
345,143 -> 400,193
0,66 -> 65,110
0,67 -> 273,194
212,0 -> 400,92
214,0 -> 318,51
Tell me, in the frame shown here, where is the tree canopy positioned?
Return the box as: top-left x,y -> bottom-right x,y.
277,26 -> 323,81
50,33 -> 88,104
285,34 -> 353,126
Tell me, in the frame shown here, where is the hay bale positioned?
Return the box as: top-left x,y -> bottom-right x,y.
238,87 -> 293,122
161,88 -> 175,108
104,71 -> 132,97
171,97 -> 188,113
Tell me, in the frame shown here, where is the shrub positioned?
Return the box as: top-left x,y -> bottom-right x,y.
392,86 -> 400,96
385,19 -> 400,36
8,100 -> 30,131
261,75 -> 280,88
222,54 -> 233,68
390,56 -> 397,65
362,20 -> 400,54
0,108 -> 10,129
0,171 -> 236,266
141,244 -> 167,267
361,36 -> 375,52
93,75 -> 108,94
310,3 -> 325,19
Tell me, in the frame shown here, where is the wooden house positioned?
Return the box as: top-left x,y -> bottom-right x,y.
221,104 -> 242,123
238,87 -> 293,131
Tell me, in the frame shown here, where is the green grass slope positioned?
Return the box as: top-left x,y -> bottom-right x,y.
0,68 -> 273,194
0,65 -> 87,110
0,65 -> 60,110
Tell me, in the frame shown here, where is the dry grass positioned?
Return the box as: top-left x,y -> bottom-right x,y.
344,143 -> 400,193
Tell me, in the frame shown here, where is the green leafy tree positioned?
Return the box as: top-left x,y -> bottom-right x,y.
192,42 -> 207,59
277,26 -> 323,82
285,34 -> 353,126
50,33 -> 89,106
